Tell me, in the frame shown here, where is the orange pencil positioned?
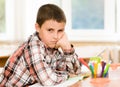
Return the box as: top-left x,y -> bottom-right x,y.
79,58 -> 90,69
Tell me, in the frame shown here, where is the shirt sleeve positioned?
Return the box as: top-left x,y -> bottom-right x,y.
64,49 -> 81,75
29,41 -> 68,86
58,44 -> 81,74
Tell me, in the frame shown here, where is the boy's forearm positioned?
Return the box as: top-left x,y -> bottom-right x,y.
65,53 -> 81,74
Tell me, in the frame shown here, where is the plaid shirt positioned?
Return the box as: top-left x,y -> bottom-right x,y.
0,32 -> 81,87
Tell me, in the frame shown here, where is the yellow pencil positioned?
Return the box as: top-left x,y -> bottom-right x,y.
94,62 -> 98,78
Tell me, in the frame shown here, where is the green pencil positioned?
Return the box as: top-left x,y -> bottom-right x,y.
103,63 -> 110,77
89,64 -> 94,78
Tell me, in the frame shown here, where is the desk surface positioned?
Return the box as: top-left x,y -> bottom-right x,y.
30,75 -> 120,87
70,77 -> 120,87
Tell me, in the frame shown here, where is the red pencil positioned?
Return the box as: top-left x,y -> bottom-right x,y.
79,58 -> 90,69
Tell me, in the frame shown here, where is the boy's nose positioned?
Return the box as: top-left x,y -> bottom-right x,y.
54,33 -> 58,39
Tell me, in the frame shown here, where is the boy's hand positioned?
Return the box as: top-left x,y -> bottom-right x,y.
68,73 -> 77,78
55,33 -> 71,51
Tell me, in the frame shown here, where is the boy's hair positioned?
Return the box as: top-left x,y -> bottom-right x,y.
36,4 -> 66,27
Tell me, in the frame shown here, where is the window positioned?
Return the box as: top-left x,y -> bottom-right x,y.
0,0 -> 5,33
62,0 -> 117,42
1,0 -> 118,42
71,0 -> 104,29
0,0 -> 15,41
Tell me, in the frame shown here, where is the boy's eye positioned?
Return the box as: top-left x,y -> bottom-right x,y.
58,28 -> 64,33
48,29 -> 53,32
47,28 -> 64,33
58,29 -> 64,32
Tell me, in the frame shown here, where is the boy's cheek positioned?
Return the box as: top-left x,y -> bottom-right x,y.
59,32 -> 65,39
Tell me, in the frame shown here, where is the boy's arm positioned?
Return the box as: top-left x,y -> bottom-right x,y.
56,33 -> 81,74
29,42 -> 68,86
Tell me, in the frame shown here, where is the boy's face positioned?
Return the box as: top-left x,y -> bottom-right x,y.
36,20 -> 65,48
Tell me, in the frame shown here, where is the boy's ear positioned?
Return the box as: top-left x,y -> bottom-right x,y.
35,23 -> 40,32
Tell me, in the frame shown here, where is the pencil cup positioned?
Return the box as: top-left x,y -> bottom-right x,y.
89,57 -> 110,85
89,57 -> 110,78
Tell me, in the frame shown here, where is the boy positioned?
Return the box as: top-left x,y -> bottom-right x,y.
0,4 -> 81,86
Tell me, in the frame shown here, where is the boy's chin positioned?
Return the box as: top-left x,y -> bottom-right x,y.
48,45 -> 56,49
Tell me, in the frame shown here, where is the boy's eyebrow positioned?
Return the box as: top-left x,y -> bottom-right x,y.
59,28 -> 64,30
47,27 -> 54,30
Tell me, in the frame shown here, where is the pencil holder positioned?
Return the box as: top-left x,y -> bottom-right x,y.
88,57 -> 110,78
